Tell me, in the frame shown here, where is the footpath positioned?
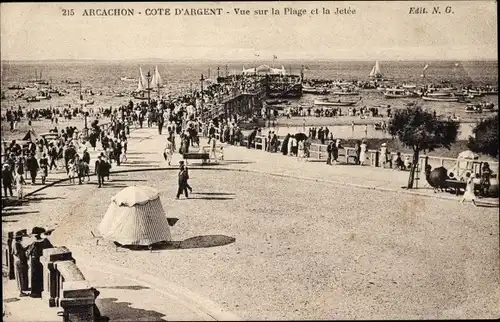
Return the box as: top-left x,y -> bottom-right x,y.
3,127 -> 498,321
16,127 -> 499,203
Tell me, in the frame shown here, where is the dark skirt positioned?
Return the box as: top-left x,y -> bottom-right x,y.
30,258 -> 43,296
15,261 -> 29,292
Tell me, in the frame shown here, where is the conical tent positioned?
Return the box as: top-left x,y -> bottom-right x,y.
22,129 -> 38,143
99,186 -> 172,246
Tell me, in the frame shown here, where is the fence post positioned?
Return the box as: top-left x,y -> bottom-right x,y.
7,231 -> 15,280
41,247 -> 74,307
59,281 -> 96,322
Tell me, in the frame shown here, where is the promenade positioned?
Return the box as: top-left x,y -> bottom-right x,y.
2,127 -> 499,321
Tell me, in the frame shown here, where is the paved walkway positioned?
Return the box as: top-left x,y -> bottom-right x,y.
16,127 -> 499,203
3,127 -> 498,321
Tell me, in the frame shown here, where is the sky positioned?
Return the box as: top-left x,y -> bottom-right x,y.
1,1 -> 497,61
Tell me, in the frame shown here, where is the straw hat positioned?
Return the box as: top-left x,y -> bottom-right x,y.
381,143 -> 387,147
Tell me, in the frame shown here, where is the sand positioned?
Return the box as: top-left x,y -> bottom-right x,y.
3,169 -> 496,320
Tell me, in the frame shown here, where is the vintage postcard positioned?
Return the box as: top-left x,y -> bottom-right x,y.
1,1 -> 498,321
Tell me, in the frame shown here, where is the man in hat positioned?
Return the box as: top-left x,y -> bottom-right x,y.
12,231 -> 29,297
26,153 -> 39,185
2,163 -> 14,197
94,155 -> 106,188
176,161 -> 191,199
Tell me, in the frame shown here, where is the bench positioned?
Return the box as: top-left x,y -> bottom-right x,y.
445,179 -> 481,196
183,152 -> 209,164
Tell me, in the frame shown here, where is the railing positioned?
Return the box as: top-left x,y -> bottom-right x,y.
4,234 -> 107,322
242,135 -> 499,176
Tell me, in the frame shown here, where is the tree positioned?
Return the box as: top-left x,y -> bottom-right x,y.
467,114 -> 499,158
388,106 -> 459,188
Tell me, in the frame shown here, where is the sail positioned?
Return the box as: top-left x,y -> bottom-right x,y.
136,67 -> 145,91
374,61 -> 382,77
369,66 -> 376,77
153,66 -> 162,88
423,64 -> 429,71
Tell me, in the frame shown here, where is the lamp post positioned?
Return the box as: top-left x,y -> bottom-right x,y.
146,70 -> 152,105
200,74 -> 205,112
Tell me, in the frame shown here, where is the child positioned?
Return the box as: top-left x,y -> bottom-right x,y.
404,155 -> 411,170
460,172 -> 477,206
393,152 -> 404,170
39,154 -> 48,185
219,146 -> 224,161
67,159 -> 77,184
16,173 -> 24,201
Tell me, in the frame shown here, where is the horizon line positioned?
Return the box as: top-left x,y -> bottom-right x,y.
1,58 -> 498,63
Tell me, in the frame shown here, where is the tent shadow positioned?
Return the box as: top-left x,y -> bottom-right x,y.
96,297 -> 166,321
188,196 -> 235,200
125,235 -> 236,251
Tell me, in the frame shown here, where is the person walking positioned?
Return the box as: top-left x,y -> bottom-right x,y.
460,172 -> 477,206
209,135 -> 217,162
94,155 -> 106,188
176,161 -> 189,199
163,137 -> 173,165
26,153 -> 39,185
2,163 -> 14,197
48,144 -> 58,171
12,231 -> 29,297
39,153 -> 48,185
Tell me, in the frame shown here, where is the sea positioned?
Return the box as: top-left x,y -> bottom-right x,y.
1,59 -> 498,140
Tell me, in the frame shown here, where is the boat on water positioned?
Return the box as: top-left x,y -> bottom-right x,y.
465,102 -> 495,113
422,95 -> 460,102
266,99 -> 289,105
36,91 -> 51,100
314,99 -> 357,107
121,76 -> 136,81
132,66 -> 162,99
402,84 -> 417,89
331,90 -> 360,96
302,85 -> 329,95
26,96 -> 40,103
78,100 -> 94,106
368,61 -> 393,81
7,85 -> 25,90
382,88 -> 417,99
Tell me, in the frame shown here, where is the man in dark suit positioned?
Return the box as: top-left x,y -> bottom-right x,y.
176,161 -> 190,199
94,155 -> 105,188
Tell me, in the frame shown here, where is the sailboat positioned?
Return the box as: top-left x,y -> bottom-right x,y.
77,82 -> 94,106
150,66 -> 164,96
29,70 -> 49,85
368,61 -> 392,81
133,67 -> 149,100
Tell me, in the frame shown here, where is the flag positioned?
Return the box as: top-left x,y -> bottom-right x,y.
423,64 -> 429,71
273,55 -> 278,60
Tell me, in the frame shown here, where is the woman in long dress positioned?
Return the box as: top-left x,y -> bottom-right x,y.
163,137 -> 174,165
12,233 -> 29,297
359,140 -> 368,166
26,229 -> 54,298
460,172 -> 477,206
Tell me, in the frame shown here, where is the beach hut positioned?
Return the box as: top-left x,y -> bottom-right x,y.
99,185 -> 171,246
449,150 -> 479,179
22,129 -> 38,143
